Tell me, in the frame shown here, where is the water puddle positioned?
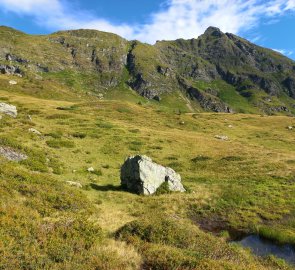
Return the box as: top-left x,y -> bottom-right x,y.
236,235 -> 295,265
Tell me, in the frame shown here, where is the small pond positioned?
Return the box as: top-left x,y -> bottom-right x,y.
236,235 -> 295,265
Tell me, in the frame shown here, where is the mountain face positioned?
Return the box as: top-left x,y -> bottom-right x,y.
0,25 -> 295,114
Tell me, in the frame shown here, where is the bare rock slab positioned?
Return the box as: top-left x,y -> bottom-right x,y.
121,155 -> 185,195
66,181 -> 82,188
0,146 -> 27,162
0,102 -> 17,118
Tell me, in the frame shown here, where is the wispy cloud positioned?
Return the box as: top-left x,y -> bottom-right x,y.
0,0 -> 295,43
0,0 -> 135,38
249,35 -> 263,43
273,48 -> 294,56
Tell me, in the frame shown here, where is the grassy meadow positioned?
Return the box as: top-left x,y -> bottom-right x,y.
0,73 -> 294,269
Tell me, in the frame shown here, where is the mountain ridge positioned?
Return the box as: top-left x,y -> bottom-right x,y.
0,25 -> 294,114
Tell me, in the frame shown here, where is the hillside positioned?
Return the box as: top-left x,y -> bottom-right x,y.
0,26 -> 295,114
0,26 -> 294,269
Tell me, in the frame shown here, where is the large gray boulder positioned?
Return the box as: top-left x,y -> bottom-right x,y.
121,155 -> 185,195
0,102 -> 17,118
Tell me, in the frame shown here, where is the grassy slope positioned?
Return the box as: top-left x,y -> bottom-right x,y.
0,72 -> 294,269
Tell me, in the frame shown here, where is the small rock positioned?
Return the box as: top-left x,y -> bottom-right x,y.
0,102 -> 17,118
27,115 -> 32,121
121,155 -> 185,195
0,146 -> 27,162
9,80 -> 17,85
287,126 -> 293,130
228,125 -> 233,128
179,121 -> 185,125
87,167 -> 95,172
28,128 -> 41,135
214,135 -> 229,141
72,169 -> 77,173
66,181 -> 82,188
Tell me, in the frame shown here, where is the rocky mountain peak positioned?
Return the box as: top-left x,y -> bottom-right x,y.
203,26 -> 224,37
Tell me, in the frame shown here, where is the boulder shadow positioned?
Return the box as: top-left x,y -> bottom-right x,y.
90,183 -> 123,192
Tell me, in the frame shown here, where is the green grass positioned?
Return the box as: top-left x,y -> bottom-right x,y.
46,139 -> 75,149
0,86 -> 294,269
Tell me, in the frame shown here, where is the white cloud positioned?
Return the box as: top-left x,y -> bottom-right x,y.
0,0 -> 294,43
0,0 -> 135,38
285,0 -> 295,10
0,0 -> 61,14
134,0 -> 295,43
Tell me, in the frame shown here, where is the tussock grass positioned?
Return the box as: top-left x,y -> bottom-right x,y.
0,89 -> 294,268
46,139 -> 75,149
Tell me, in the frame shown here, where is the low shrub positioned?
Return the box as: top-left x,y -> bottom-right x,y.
45,131 -> 63,139
155,182 -> 171,195
46,114 -> 71,120
72,132 -> 87,139
90,169 -> 103,176
221,156 -> 244,162
56,105 -> 79,111
46,139 -> 75,149
191,156 -> 211,162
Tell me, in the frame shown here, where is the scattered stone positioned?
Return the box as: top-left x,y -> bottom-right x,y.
287,126 -> 293,130
153,95 -> 161,102
9,80 -> 17,85
228,125 -> 233,128
121,155 -> 186,195
28,115 -> 32,121
0,146 -> 27,162
66,181 -> 82,188
0,102 -> 17,118
214,135 -> 229,141
179,121 -> 185,125
28,128 -> 41,135
0,64 -> 22,75
97,93 -> 104,99
87,167 -> 95,172
72,169 -> 77,173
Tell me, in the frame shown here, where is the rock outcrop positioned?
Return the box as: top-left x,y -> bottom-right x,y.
0,64 -> 22,75
0,146 -> 27,161
121,155 -> 185,195
28,128 -> 41,135
66,181 -> 82,188
1,25 -> 295,114
0,102 -> 17,118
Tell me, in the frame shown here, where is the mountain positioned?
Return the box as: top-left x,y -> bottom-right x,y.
0,25 -> 295,114
1,25 -> 295,269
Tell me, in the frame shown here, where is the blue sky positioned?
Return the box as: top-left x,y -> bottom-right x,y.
0,0 -> 294,59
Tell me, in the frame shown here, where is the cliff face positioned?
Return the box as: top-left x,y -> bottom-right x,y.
0,26 -> 294,114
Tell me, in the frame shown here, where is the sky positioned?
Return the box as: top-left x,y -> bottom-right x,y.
0,0 -> 294,59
